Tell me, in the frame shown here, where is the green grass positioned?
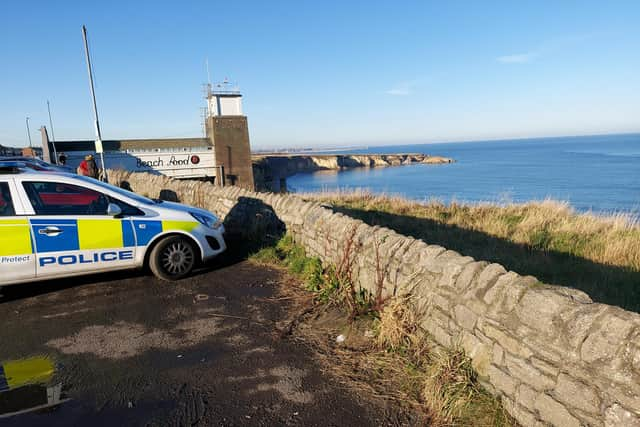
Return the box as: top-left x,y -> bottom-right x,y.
250,235 -> 324,294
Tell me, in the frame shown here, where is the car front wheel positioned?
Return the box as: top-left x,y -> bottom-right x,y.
149,235 -> 197,281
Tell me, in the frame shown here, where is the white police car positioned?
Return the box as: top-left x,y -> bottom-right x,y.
0,162 -> 226,285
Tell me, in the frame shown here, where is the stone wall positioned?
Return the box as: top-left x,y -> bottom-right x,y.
109,170 -> 640,427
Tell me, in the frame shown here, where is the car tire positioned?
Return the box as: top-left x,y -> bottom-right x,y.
149,235 -> 197,281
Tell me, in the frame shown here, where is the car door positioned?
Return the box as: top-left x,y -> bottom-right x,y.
0,179 -> 36,284
21,180 -> 137,278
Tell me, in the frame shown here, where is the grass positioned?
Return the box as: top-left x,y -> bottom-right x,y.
375,296 -> 513,426
250,236 -> 513,426
302,189 -> 640,312
251,234 -> 371,313
250,235 -> 324,294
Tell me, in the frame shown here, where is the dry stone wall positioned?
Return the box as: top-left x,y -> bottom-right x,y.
109,170 -> 640,427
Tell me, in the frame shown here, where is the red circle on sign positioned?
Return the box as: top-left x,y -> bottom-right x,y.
191,155 -> 200,164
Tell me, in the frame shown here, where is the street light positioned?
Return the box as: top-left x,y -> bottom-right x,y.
25,116 -> 32,148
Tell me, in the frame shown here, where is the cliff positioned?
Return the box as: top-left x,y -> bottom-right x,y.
253,153 -> 454,192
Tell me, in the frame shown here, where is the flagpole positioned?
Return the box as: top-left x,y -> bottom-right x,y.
81,25 -> 108,181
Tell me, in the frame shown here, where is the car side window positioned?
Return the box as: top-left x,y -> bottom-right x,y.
22,181 -> 109,216
108,196 -> 145,216
0,182 -> 16,216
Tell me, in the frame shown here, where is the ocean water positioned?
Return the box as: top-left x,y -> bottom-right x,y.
287,134 -> 640,215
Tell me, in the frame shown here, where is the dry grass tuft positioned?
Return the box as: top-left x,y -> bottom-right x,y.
376,296 -> 427,358
422,348 -> 478,425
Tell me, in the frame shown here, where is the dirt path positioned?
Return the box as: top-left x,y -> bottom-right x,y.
0,254 -> 421,426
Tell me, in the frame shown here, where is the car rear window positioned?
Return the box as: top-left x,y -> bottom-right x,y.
0,182 -> 15,216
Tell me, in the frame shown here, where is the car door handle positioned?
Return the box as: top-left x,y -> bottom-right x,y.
38,226 -> 63,236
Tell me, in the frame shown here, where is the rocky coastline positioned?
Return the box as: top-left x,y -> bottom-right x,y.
252,153 -> 454,191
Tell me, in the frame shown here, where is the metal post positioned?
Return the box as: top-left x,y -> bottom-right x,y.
25,117 -> 32,148
46,101 -> 58,164
81,25 -> 108,181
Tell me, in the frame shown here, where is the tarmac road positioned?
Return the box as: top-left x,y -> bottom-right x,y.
0,251 -> 417,426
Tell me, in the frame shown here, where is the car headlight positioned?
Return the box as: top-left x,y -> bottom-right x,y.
190,212 -> 222,229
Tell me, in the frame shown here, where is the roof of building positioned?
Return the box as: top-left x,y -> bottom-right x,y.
51,137 -> 211,152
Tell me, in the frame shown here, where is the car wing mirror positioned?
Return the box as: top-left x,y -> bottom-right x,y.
107,202 -> 122,217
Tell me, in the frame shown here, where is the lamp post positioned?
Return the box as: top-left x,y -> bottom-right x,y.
81,25 -> 108,182
25,116 -> 32,148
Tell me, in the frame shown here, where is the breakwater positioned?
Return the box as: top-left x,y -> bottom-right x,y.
108,169 -> 640,427
252,153 -> 454,192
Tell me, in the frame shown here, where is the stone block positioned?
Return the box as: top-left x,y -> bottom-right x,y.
493,343 -> 504,365
480,321 -> 533,358
609,387 -> 640,416
424,245 -> 447,259
535,393 -> 581,427
531,357 -> 560,378
454,304 -> 478,330
459,332 -> 492,378
488,365 -> 518,396
454,261 -> 488,291
420,318 -> 452,347
465,298 -> 489,316
505,354 -> 556,391
473,263 -> 507,295
430,307 -> 452,330
438,261 -> 465,288
581,311 -> 636,363
484,271 -> 520,305
559,304 -> 608,355
460,331 -> 481,355
503,396 -> 544,427
516,289 -> 572,334
605,404 -> 640,427
517,383 -> 538,412
431,293 -> 451,311
554,373 -> 601,414
523,337 -> 564,363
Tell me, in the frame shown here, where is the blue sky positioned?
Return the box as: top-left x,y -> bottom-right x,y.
1,1 -> 639,149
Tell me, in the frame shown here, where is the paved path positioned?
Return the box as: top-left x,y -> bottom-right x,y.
0,254 -> 415,426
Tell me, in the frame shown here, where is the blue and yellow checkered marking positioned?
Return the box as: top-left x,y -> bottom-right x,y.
1,218 -> 199,257
31,219 -> 79,253
0,219 -> 33,256
30,219 -> 138,253
133,220 -> 163,246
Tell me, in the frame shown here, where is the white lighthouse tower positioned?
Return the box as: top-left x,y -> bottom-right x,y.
207,79 -> 243,117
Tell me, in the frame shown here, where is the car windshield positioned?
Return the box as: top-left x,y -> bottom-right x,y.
74,175 -> 156,206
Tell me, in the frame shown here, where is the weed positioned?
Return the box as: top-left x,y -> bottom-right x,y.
249,246 -> 280,265
335,225 -> 363,319
372,234 -> 390,312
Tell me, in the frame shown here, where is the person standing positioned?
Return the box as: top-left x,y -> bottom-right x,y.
77,154 -> 99,179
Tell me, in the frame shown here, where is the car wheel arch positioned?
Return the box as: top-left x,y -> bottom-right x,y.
142,231 -> 204,269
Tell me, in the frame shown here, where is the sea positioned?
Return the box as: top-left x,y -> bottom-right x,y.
286,133 -> 640,216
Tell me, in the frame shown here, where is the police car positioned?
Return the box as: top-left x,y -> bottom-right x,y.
0,161 -> 226,285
